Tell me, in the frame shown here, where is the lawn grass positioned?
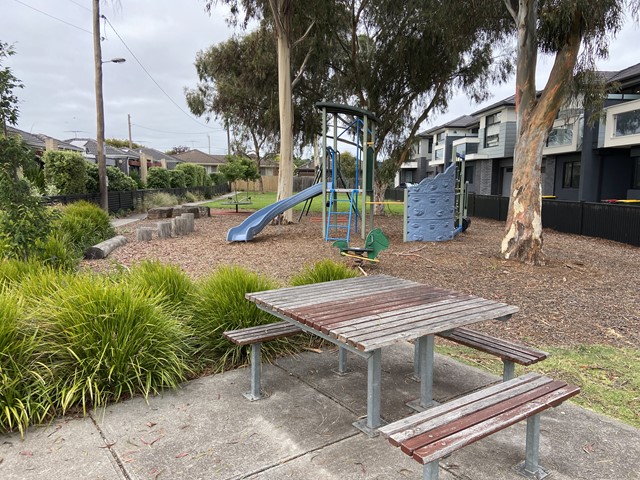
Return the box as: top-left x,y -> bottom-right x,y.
437,343 -> 640,428
205,191 -> 405,215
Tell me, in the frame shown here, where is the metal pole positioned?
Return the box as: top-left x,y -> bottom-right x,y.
366,348 -> 382,430
362,115 -> 368,240
322,108 -> 327,239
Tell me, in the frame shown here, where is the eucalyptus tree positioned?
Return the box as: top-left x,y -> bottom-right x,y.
327,0 -> 513,208
500,0 -> 639,265
204,1 -> 333,223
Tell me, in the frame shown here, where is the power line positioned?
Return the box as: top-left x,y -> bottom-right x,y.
102,16 -> 218,130
12,0 -> 92,34
65,0 -> 91,12
131,123 -> 224,135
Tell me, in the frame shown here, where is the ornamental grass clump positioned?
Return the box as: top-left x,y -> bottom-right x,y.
188,266 -> 296,370
126,260 -> 195,311
0,258 -> 45,290
0,294 -> 52,436
36,275 -> 191,413
289,259 -> 359,286
52,200 -> 114,254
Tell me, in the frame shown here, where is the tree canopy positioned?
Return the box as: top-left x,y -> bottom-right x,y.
0,42 -> 24,137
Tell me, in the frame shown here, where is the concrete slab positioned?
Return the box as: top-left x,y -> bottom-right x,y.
275,342 -> 497,424
94,365 -> 358,480
0,416 -> 123,480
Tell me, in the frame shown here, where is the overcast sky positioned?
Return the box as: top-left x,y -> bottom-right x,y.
2,0 -> 639,156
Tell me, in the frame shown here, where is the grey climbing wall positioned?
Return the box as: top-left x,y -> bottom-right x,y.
405,164 -> 456,242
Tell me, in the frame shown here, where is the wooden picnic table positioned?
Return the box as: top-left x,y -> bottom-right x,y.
246,274 -> 519,435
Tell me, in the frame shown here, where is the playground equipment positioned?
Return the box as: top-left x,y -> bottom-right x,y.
403,153 -> 470,242
316,102 -> 380,243
332,228 -> 389,263
226,102 -> 380,243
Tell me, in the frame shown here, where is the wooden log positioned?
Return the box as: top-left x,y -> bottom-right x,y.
136,227 -> 155,241
147,207 -> 172,219
84,235 -> 127,260
198,206 -> 210,217
182,205 -> 201,218
171,206 -> 184,217
181,213 -> 195,233
172,217 -> 187,236
157,221 -> 172,239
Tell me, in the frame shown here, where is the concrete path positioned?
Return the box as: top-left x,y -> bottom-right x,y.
1,343 -> 638,480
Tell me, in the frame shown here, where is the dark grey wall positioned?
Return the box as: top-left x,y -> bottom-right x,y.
554,153 -> 581,201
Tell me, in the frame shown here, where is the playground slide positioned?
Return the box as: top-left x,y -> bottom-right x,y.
226,183 -> 327,242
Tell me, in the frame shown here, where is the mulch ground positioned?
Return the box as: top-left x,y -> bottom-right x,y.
83,211 -> 640,350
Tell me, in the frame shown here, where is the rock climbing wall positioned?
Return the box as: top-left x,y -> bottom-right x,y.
405,164 -> 456,242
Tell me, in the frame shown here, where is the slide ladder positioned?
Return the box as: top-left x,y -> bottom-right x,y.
326,188 -> 359,242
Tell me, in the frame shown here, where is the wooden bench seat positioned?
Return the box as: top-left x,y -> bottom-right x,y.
223,321 -> 302,401
380,372 -> 579,480
437,327 -> 548,380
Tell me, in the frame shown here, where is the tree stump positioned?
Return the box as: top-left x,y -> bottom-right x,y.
181,213 -> 195,233
157,221 -> 172,239
85,235 -> 127,259
136,227 -> 155,241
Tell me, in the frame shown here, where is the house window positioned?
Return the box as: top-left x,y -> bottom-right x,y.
562,161 -> 580,188
434,148 -> 444,161
485,112 -> 501,148
547,125 -> 574,147
428,139 -> 433,153
436,132 -> 445,145
464,165 -> 475,184
613,109 -> 640,137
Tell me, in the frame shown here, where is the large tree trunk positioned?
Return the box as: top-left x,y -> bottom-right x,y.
273,3 -> 294,224
501,0 -> 582,265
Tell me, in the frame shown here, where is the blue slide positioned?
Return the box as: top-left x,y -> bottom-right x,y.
226,183 -> 326,241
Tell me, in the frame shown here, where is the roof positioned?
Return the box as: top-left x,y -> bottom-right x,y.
422,115 -> 479,135
64,138 -> 139,158
5,126 -> 46,149
608,62 -> 640,87
471,95 -> 517,117
174,149 -> 227,165
35,134 -> 83,152
135,147 -> 181,164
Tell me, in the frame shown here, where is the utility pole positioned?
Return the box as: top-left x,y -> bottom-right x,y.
128,114 -> 133,149
93,0 -> 108,211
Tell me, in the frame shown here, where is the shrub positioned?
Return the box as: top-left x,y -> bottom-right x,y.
184,191 -> 198,203
146,167 -> 171,189
169,169 -> 187,188
51,201 -> 114,254
85,162 -> 99,193
135,192 -> 180,212
188,266 -> 295,369
0,258 -> 43,290
33,231 -> 79,271
107,166 -> 138,191
43,150 -> 87,195
175,162 -> 206,187
130,170 -> 145,189
290,259 -> 359,286
36,276 -> 191,413
0,294 -> 51,435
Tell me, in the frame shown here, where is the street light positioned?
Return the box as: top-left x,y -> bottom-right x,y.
93,0 -> 125,211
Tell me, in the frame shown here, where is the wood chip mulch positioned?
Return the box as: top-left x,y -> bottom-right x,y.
82,212 -> 640,350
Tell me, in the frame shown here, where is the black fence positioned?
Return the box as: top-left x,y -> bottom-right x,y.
467,194 -> 640,247
44,185 -> 229,214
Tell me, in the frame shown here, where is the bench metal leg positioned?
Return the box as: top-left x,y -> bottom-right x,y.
411,340 -> 421,381
515,413 -> 550,479
353,348 -> 382,436
408,335 -> 437,411
423,460 -> 439,480
503,360 -> 516,381
337,346 -> 349,375
243,342 -> 267,401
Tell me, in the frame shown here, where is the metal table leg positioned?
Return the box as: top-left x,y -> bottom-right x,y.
408,335 -> 438,411
353,348 -> 383,436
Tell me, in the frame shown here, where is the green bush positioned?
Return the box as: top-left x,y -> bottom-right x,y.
130,170 -> 145,189
43,150 -> 87,195
36,275 -> 191,413
135,192 -> 180,212
175,162 -> 206,187
0,294 -> 51,435
85,162 -> 99,193
169,169 -> 187,188
146,167 -> 171,189
290,259 -> 359,286
107,166 -> 137,191
0,258 -> 44,290
33,231 -> 79,271
51,201 -> 114,254
188,266 -> 294,369
126,260 -> 195,310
